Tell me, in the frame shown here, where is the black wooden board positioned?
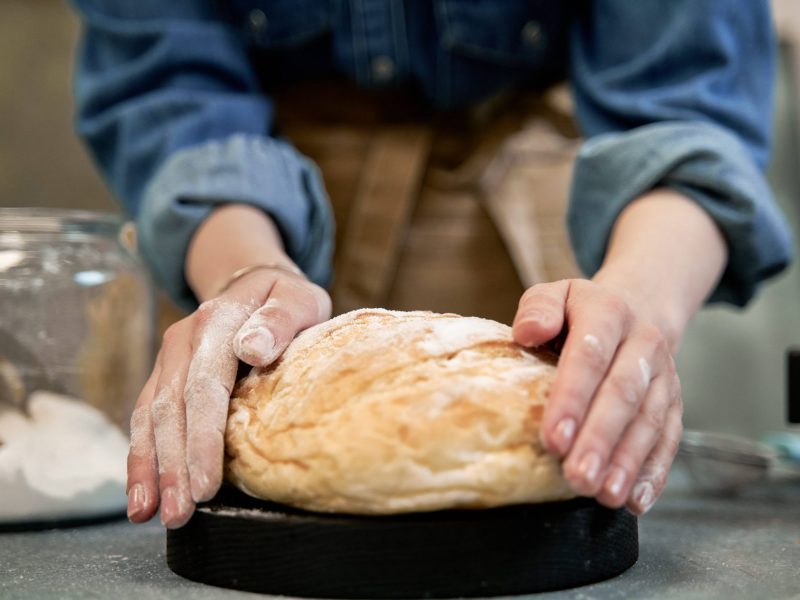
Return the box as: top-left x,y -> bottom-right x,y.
167,486 -> 638,598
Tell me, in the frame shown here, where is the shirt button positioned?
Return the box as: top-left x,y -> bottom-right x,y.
521,20 -> 544,47
371,55 -> 396,83
248,9 -> 268,34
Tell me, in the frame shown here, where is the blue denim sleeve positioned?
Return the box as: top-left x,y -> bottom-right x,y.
569,0 -> 793,306
71,0 -> 333,311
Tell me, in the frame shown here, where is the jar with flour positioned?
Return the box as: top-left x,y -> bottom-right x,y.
0,208 -> 154,526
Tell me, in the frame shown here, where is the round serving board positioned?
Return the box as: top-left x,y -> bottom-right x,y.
167,486 -> 638,598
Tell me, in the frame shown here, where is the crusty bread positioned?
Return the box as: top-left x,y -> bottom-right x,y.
224,309 -> 573,514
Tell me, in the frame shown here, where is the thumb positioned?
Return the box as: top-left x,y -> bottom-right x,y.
234,277 -> 331,367
512,280 -> 570,347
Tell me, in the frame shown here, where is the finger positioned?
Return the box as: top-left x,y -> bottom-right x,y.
588,371 -> 673,507
126,363 -> 161,523
562,325 -> 667,496
151,323 -> 194,528
233,277 -> 331,367
512,280 -> 570,347
541,290 -> 633,457
185,300 -> 252,503
626,398 -> 683,515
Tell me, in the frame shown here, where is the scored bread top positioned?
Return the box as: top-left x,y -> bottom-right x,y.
224,309 -> 574,514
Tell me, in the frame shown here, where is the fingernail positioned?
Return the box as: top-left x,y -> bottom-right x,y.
238,327 -> 275,362
160,487 -> 190,529
190,470 -> 211,503
605,466 -> 627,498
577,451 -> 602,485
127,483 -> 146,520
633,481 -> 655,514
160,487 -> 176,526
552,418 -> 576,454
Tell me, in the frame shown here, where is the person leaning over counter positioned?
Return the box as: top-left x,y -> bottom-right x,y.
71,0 -> 792,528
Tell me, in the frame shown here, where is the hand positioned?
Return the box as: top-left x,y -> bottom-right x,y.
125,267 -> 331,528
512,279 -> 682,515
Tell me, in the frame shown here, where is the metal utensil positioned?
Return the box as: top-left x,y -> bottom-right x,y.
678,429 -> 779,495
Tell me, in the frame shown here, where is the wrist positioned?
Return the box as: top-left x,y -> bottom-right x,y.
589,188 -> 728,353
591,266 -> 688,353
186,204 -> 296,302
216,262 -> 304,297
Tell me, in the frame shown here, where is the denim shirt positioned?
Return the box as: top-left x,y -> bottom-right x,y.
72,0 -> 793,311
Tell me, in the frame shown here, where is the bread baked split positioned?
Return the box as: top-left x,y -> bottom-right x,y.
224,309 -> 574,514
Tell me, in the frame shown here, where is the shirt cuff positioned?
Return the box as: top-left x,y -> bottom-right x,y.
136,133 -> 335,311
567,121 -> 793,307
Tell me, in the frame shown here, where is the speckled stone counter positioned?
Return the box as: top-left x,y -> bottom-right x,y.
2,468 -> 799,600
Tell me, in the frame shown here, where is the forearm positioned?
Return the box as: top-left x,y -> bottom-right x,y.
186,204 -> 295,303
592,188 -> 728,352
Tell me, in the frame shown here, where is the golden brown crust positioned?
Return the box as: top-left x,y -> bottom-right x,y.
224,309 -> 573,514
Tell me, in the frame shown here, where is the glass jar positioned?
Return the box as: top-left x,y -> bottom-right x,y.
0,208 -> 155,430
0,208 -> 156,524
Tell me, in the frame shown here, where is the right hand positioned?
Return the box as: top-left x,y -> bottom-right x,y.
125,266 -> 331,528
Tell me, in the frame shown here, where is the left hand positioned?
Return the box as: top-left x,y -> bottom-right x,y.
512,278 -> 683,515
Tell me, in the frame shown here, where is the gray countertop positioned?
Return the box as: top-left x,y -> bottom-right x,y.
2,468 -> 799,600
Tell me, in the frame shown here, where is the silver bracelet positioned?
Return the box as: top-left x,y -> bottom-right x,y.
216,262 -> 305,296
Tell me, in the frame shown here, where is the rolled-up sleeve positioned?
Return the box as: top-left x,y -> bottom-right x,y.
568,0 -> 793,306
71,0 -> 333,310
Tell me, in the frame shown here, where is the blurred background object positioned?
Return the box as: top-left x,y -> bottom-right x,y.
0,0 -> 797,440
0,1 -> 113,212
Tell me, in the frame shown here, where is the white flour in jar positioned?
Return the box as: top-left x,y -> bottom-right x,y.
0,390 -> 128,523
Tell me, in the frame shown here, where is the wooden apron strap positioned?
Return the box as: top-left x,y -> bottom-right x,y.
332,125 -> 433,314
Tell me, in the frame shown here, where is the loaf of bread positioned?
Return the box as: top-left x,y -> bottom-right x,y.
224,309 -> 573,514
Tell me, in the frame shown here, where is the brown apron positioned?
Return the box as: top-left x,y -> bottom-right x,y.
273,81 -> 582,325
